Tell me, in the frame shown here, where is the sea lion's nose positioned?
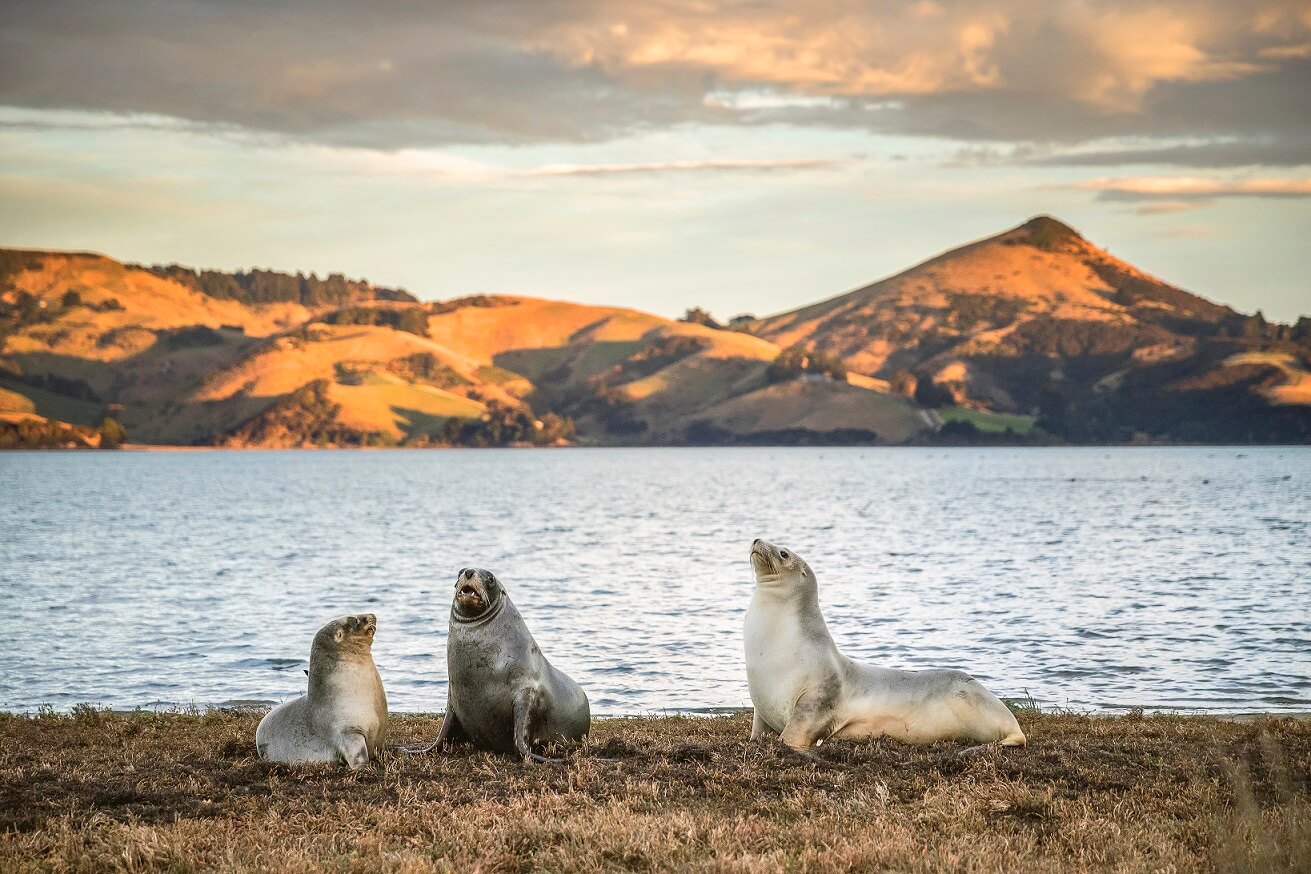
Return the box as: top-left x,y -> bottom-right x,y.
752,538 -> 761,547
462,568 -> 477,580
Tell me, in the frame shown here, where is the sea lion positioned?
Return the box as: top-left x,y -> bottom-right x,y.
255,613 -> 387,768
413,567 -> 589,763
745,540 -> 1026,751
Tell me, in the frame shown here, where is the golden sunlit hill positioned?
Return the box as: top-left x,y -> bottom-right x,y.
2,221 -> 1309,449
750,217 -> 1311,443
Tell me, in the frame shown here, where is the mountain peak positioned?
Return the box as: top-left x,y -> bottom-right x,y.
1015,215 -> 1084,251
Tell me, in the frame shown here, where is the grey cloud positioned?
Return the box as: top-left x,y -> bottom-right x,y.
947,133 -> 1311,171
1,0 -> 1309,163
860,60 -> 1311,146
0,0 -> 717,146
1026,138 -> 1311,169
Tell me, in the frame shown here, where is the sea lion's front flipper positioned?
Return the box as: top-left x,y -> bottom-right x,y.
777,691 -> 843,766
400,708 -> 463,755
750,709 -> 775,740
779,691 -> 834,752
337,729 -> 370,769
514,689 -> 564,765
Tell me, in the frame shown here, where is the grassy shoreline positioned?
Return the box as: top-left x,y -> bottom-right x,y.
2,710 -> 1308,872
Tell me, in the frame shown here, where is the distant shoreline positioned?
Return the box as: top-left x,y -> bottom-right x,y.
2,441 -> 1309,453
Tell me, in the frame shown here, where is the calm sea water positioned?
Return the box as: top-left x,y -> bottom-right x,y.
1,447 -> 1308,715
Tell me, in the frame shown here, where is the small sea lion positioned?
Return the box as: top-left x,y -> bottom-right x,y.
414,568 -> 589,763
745,540 -> 1026,751
255,613 -> 387,768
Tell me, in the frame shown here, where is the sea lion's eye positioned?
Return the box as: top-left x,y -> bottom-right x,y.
780,550 -> 790,559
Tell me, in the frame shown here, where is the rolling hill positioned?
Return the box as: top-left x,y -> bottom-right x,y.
749,217 -> 1311,443
1,218 -> 1308,448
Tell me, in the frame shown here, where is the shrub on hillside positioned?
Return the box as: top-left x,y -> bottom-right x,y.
0,417 -> 101,449
913,377 -> 954,408
766,345 -> 847,383
1292,317 -> 1311,345
889,370 -> 918,397
440,401 -> 575,447
146,265 -> 415,306
395,308 -> 430,337
726,314 -> 757,333
320,306 -> 429,337
163,325 -> 225,349
577,388 -> 648,436
429,296 -> 520,315
98,417 -> 127,448
385,353 -> 469,388
679,307 -> 722,329
613,334 -> 708,382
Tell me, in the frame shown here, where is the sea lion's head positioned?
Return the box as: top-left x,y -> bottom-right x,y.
750,539 -> 815,588
312,613 -> 377,658
452,567 -> 505,621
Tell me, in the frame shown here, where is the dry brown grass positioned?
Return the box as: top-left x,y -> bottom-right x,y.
1,710 -> 1308,872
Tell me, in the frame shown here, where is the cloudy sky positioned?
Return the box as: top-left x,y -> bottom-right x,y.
1,0 -> 1308,320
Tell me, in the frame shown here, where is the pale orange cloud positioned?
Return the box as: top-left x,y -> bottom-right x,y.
1074,176 -> 1311,197
530,0 -> 1305,113
1073,7 -> 1261,110
518,158 -> 848,177
330,147 -> 849,184
537,5 -> 1012,97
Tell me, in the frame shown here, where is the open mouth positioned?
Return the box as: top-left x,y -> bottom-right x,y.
455,584 -> 486,611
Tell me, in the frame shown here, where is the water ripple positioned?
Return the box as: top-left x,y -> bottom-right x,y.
1,446 -> 1309,715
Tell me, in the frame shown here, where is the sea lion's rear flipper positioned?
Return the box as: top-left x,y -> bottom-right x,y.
400,708 -> 463,755
336,730 -> 370,770
514,689 -> 564,765
959,730 -> 1028,757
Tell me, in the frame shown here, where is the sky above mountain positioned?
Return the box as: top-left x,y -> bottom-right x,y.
1,0 -> 1308,321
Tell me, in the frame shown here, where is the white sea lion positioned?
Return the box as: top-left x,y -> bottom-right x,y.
745,540 -> 1026,752
409,568 -> 589,763
255,613 -> 387,768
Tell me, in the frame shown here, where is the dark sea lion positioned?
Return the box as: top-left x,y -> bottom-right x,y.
414,568 -> 589,763
746,540 -> 1026,752
255,613 -> 387,768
